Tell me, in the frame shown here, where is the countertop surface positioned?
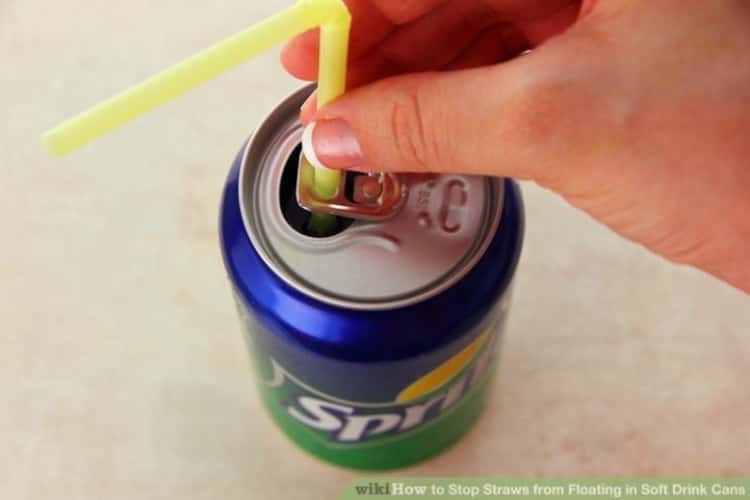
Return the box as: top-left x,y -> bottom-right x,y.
2,2 -> 749,499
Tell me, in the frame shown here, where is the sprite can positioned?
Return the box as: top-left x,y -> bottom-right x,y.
220,85 -> 524,470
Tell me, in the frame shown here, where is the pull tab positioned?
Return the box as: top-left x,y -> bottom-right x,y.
296,156 -> 408,221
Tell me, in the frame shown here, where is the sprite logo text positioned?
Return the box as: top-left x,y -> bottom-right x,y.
262,331 -> 498,443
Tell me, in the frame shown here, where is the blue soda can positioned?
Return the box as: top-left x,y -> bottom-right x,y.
220,85 -> 524,470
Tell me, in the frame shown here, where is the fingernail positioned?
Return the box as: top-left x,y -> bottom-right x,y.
303,119 -> 364,169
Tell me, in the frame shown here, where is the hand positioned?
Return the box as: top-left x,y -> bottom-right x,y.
282,0 -> 750,293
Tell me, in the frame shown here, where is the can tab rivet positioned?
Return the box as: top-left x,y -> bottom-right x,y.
296,155 -> 408,221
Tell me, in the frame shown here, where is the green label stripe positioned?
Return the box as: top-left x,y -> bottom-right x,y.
340,479 -> 750,500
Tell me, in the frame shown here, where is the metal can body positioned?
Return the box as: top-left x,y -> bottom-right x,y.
220,86 -> 524,470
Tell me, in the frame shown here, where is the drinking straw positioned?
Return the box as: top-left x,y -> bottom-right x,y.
44,0 -> 350,201
308,3 -> 350,198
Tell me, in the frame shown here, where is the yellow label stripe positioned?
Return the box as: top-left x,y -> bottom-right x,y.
396,330 -> 490,403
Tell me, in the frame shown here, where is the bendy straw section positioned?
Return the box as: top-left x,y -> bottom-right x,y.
43,0 -> 351,201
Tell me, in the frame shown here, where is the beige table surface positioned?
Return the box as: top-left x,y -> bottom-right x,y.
2,2 -> 749,499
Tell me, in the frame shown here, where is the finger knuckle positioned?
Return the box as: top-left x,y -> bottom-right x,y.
386,81 -> 437,171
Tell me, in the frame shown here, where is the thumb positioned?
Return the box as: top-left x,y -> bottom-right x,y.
304,45 -> 603,184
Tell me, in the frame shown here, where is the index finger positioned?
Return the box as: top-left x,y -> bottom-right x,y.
369,0 -> 450,24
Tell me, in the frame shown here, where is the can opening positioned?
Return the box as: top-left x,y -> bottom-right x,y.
280,145 -> 354,237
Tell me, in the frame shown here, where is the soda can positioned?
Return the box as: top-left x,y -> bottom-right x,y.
220,85 -> 524,470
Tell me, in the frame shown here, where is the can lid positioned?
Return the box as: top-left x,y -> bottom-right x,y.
240,88 -> 503,311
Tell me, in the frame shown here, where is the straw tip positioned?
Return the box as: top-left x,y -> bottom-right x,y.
42,131 -> 71,159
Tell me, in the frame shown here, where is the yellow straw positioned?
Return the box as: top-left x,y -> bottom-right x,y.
311,1 -> 351,197
43,0 -> 350,200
